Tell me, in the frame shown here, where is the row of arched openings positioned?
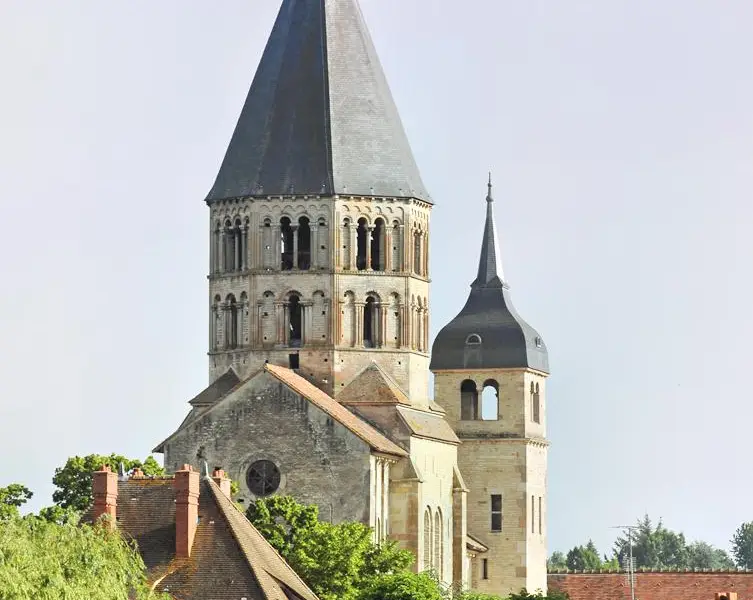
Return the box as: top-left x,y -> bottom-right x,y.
213,218 -> 249,273
460,379 -> 499,421
212,293 -> 248,350
423,507 -> 444,578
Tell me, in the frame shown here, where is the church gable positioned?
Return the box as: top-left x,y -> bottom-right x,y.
157,365 -> 406,524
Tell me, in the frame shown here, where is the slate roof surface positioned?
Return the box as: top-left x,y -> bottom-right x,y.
431,181 -> 549,373
265,364 -> 409,457
206,0 -> 430,203
97,477 -> 317,600
188,368 -> 241,406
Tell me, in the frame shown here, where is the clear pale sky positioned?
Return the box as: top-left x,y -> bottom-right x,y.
1,0 -> 752,558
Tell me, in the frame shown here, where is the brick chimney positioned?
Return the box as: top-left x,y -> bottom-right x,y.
174,464 -> 199,558
212,467 -> 232,498
92,465 -> 118,529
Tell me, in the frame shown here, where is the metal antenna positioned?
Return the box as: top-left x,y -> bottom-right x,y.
611,525 -> 638,600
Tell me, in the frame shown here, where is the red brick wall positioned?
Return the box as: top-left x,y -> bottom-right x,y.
548,572 -> 753,600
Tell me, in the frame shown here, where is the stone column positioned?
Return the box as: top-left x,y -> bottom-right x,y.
349,224 -> 357,270
423,305 -> 429,351
292,225 -> 299,270
423,231 -> 429,276
258,225 -> 266,269
218,229 -> 226,274
275,302 -> 284,345
241,225 -> 248,271
379,305 -> 388,348
311,224 -> 319,270
382,461 -> 390,537
365,226 -> 374,270
378,226 -> 386,271
416,308 -> 423,352
355,302 -> 365,346
273,224 -> 281,270
336,299 -> 344,345
303,302 -> 313,346
399,304 -> 407,348
210,305 -> 218,350
398,225 -> 405,272
384,228 -> 393,272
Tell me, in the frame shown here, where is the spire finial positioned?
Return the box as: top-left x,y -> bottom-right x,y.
487,172 -> 493,202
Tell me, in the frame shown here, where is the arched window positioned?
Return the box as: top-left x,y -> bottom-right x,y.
466,334 -> 482,345
364,296 -> 378,348
211,294 -> 221,349
434,509 -> 442,578
533,382 -> 541,424
223,220 -> 234,272
481,379 -> 499,421
371,218 -> 385,271
288,294 -> 302,347
280,217 -> 294,270
225,294 -> 239,349
297,216 -> 311,270
460,380 -> 479,420
356,218 -> 368,271
423,508 -> 432,571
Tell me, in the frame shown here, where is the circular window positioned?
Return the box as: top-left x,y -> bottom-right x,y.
246,460 -> 281,497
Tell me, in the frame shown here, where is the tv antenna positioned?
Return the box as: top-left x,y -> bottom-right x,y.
611,525 -> 638,600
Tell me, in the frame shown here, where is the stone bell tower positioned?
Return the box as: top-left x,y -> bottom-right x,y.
431,178 -> 550,595
204,0 -> 433,405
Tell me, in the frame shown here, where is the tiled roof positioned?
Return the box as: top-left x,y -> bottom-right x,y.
92,477 -> 318,600
207,478 -> 318,600
264,364 -> 408,457
548,571 -> 753,600
466,534 -> 488,553
338,362 -> 411,406
396,406 -> 460,445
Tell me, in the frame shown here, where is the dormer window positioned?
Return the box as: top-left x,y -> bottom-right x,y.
466,334 -> 482,345
535,337 -> 543,348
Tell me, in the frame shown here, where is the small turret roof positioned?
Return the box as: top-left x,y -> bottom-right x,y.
430,178 -> 549,373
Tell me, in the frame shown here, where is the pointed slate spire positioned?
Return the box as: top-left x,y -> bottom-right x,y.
430,176 -> 548,374
206,0 -> 430,203
472,174 -> 505,288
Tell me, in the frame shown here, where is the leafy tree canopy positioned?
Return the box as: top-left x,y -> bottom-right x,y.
52,453 -> 165,512
566,540 -> 602,571
0,484 -> 32,520
0,513 -> 167,600
246,495 -> 414,600
731,522 -> 753,569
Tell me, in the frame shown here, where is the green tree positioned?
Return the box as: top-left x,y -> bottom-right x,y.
686,540 -> 735,570
0,484 -> 32,520
509,591 -> 570,600
731,522 -> 753,569
547,551 -> 567,570
614,515 -> 688,569
247,495 -> 414,600
0,514 -> 167,599
566,540 -> 602,570
358,571 -> 444,600
52,454 -> 165,512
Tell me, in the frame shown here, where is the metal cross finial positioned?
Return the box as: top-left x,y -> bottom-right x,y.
486,172 -> 494,202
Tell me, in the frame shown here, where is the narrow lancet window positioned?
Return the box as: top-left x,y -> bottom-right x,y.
356,218 -> 368,271
460,380 -> 478,420
297,216 -> 311,270
280,217 -> 294,270
288,295 -> 302,347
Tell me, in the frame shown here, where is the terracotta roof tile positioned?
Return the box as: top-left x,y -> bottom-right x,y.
264,364 -> 408,457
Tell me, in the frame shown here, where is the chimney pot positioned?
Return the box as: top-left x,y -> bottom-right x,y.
92,466 -> 118,529
174,466 -> 200,558
211,468 -> 232,498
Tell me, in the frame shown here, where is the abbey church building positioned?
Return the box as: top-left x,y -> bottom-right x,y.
154,0 -> 551,596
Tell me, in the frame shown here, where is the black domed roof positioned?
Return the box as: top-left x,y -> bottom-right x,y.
430,179 -> 549,373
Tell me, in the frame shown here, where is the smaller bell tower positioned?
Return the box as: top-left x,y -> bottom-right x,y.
431,178 -> 549,596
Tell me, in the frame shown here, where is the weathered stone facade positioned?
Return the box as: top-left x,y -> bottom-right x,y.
434,368 -> 549,595
208,196 -> 432,404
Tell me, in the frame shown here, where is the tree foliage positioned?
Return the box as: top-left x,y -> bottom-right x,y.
565,540 -> 602,570
52,454 -> 165,512
246,495 -> 414,600
0,514 -> 167,600
731,522 -> 753,569
359,571 -> 443,600
0,484 -> 32,520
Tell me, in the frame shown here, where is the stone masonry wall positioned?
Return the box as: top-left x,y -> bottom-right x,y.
163,370 -> 374,524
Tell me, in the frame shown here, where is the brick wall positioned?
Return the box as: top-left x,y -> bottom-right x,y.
548,571 -> 753,600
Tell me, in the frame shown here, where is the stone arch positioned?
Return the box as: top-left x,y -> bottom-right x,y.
423,508 -> 432,571
434,509 -> 442,578
460,379 -> 479,421
286,292 -> 303,347
297,215 -> 311,270
356,217 -> 369,271
371,217 -> 386,271
225,294 -> 239,350
280,216 -> 294,270
363,295 -> 379,348
481,379 -> 500,421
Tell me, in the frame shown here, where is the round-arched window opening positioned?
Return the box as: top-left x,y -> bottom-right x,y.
246,460 -> 281,497
466,334 -> 482,345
